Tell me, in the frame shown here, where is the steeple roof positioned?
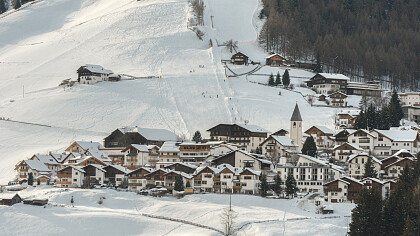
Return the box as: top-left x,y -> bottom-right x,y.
290,104 -> 302,121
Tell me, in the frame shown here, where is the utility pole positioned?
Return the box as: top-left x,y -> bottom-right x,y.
210,16 -> 214,28
22,85 -> 24,98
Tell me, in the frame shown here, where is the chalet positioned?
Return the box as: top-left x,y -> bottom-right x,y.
272,129 -> 289,136
193,166 -> 220,193
402,105 -> 420,125
65,141 -> 111,164
324,176 -> 363,203
50,153 -> 70,165
319,94 -> 326,101
230,52 -> 249,65
108,73 -> 121,82
333,142 -> 363,163
370,129 -> 420,156
163,171 -> 193,191
65,155 -> 108,167
304,126 -> 334,149
306,73 -> 350,95
104,126 -> 178,148
209,142 -> 239,157
179,142 -> 211,162
344,81 -> 382,97
15,160 -> 51,183
260,135 -> 299,160
0,193 -> 22,206
400,92 -> 420,106
35,175 -> 51,184
207,124 -> 269,152
165,162 -> 198,174
82,164 -> 106,186
122,144 -> 152,169
77,64 -> 113,85
382,157 -> 415,179
144,169 -> 168,188
348,153 -> 382,179
329,91 -> 347,107
56,166 -> 85,188
103,165 -> 130,187
265,53 -> 286,66
336,110 -> 359,129
278,154 -> 344,193
211,150 -> 271,172
29,154 -> 60,176
347,129 -> 375,152
127,167 -> 154,192
99,147 -> 125,166
158,142 -> 181,167
334,129 -> 356,145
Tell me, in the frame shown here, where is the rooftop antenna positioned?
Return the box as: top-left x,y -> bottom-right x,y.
244,120 -> 249,125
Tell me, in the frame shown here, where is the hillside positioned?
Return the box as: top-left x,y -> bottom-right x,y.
0,0 -> 346,184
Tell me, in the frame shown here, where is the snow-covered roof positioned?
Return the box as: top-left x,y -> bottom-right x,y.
33,154 -> 58,165
166,162 -> 198,170
108,165 -> 131,174
391,149 -> 415,158
271,135 -> 298,147
70,166 -> 86,173
50,153 -> 68,163
313,126 -> 334,135
193,166 -> 220,175
337,110 -> 360,117
265,53 -> 285,59
318,73 -> 350,81
164,170 -> 193,179
372,129 -> 419,142
23,160 -> 51,172
236,124 -> 269,133
0,193 -> 21,199
348,152 -> 382,164
86,164 -> 106,172
361,177 -> 384,185
83,64 -> 113,74
159,141 -> 180,152
333,142 -> 363,151
119,127 -> 178,141
70,141 -> 109,161
342,176 -> 363,185
130,144 -> 149,152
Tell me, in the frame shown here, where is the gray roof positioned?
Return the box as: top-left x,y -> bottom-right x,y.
84,64 -> 113,74
290,104 -> 302,121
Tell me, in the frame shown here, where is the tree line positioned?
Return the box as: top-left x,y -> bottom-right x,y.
259,0 -> 420,91
350,153 -> 420,235
0,0 -> 35,13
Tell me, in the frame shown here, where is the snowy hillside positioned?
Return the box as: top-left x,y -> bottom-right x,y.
0,0 -> 345,183
0,186 -> 354,235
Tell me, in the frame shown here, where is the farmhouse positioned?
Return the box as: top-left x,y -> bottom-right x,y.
77,64 -> 113,85
306,73 -> 350,95
265,53 -> 286,66
304,126 -> 334,148
65,141 -> 111,164
57,166 -> 85,188
0,193 -> 22,206
329,91 -> 347,107
230,52 -> 249,65
15,160 -> 51,183
127,167 -> 154,192
347,153 -> 382,179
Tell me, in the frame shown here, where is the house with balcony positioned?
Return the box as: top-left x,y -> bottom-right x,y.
370,129 -> 420,156
333,129 -> 356,145
29,154 -> 60,176
99,147 -> 125,166
15,160 -> 51,183
65,141 -> 112,164
323,176 -> 363,203
165,162 -> 198,174
306,73 -> 350,95
192,166 -> 220,193
347,153 -> 382,179
144,169 -> 168,188
336,110 -> 360,129
304,126 -> 334,149
260,135 -> 299,165
179,142 -> 211,162
211,150 -> 271,172
382,157 -> 415,180
103,165 -> 130,187
56,166 -> 85,188
329,91 -> 347,107
163,171 -> 193,192
333,142 -> 364,163
122,144 -> 153,170
82,164 -> 106,185
127,167 -> 154,192
346,129 -> 375,152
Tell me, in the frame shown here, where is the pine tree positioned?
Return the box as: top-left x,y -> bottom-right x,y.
260,174 -> 268,197
37,179 -> 40,185
285,174 -> 297,198
378,107 -> 391,130
366,103 -> 378,130
174,175 -> 184,191
301,136 -> 317,157
402,216 -> 415,236
28,172 -> 34,186
268,73 -> 275,86
273,174 -> 282,196
0,0 -> 7,14
389,91 -> 403,127
353,110 -> 367,130
192,130 -> 202,143
186,181 -> 191,188
13,0 -> 21,9
363,157 -> 378,178
313,53 -> 322,73
349,188 -> 384,236
282,70 -> 290,86
275,72 -> 281,85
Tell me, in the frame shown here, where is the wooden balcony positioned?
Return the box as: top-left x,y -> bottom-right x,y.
213,178 -> 220,181
194,176 -> 202,181
128,183 -> 143,186
19,169 -> 28,172
56,181 -> 72,185
214,185 -> 221,188
19,175 -> 27,178
57,174 -> 72,178
233,186 -> 242,190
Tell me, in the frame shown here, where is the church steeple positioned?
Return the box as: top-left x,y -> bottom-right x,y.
291,103 -> 302,121
290,103 -> 303,150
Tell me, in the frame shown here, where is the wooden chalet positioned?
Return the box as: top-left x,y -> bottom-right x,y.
329,91 -> 347,107
231,52 -> 249,65
333,129 -> 355,145
104,127 -> 178,148
127,167 -> 154,191
144,169 -> 168,188
103,165 -> 130,186
324,176 -> 363,203
165,162 -> 198,174
211,150 -> 271,171
265,53 -> 286,66
0,193 -> 22,206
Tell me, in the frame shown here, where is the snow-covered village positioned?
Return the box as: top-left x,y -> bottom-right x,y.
1,0 -> 419,235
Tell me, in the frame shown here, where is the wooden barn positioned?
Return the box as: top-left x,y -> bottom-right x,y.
230,52 -> 249,65
265,53 -> 286,66
0,193 -> 22,206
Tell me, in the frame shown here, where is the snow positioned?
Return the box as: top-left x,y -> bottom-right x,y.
317,73 -> 350,81
271,135 -> 298,147
22,160 -> 51,172
82,64 -> 113,74
123,127 -> 179,142
32,154 -> 58,165
373,129 -> 419,142
159,141 -> 180,153
129,144 -> 149,153
0,186 -> 354,235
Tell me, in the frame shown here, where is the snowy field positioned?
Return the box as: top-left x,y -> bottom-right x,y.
0,0 -> 345,183
0,186 -> 354,235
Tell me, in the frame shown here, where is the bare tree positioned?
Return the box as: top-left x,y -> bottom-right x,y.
220,208 -> 238,236
190,0 -> 204,26
224,39 -> 238,53
265,148 -> 280,170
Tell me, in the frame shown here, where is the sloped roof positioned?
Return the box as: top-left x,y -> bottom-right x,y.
333,142 -> 363,151
85,164 -> 106,172
342,176 -> 363,185
24,160 -> 50,172
290,104 -> 302,121
159,141 -> 180,152
318,73 -> 350,81
236,124 -> 269,133
33,154 -> 58,165
108,165 -> 131,174
271,135 -> 298,147
83,64 -> 113,74
166,162 -> 198,170
164,170 -> 193,179
50,153 -> 68,164
361,177 -> 384,185
372,129 -> 419,142
314,126 -> 334,135
119,127 -> 178,141
265,53 -> 285,59
348,152 -> 382,164
129,144 -> 149,152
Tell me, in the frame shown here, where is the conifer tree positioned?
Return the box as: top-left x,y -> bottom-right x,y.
402,216 -> 415,236
363,157 -> 378,178
186,181 -> 191,188
28,172 -> 34,186
0,0 -> 7,14
313,53 -> 322,73
273,174 -> 282,196
353,110 -> 367,130
37,179 -> 40,185
260,174 -> 268,197
275,72 -> 281,85
13,0 -> 21,9
301,136 -> 317,157
268,73 -> 275,86
285,174 -> 297,198
192,130 -> 202,143
174,175 -> 184,191
389,91 -> 403,127
366,103 -> 378,130
349,188 -> 384,236
282,70 -> 290,86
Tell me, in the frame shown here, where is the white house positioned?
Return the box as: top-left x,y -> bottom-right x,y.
15,160 -> 51,183
29,154 -> 60,176
347,153 -> 382,179
122,144 -> 151,169
333,142 -> 364,163
370,129 -> 420,156
57,166 -> 86,188
260,135 -> 299,161
347,129 -> 375,152
77,64 -> 113,85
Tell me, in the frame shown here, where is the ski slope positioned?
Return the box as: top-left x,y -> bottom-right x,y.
0,186 -> 354,236
0,0 -> 341,183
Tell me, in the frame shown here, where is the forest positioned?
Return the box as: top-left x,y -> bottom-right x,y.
259,0 -> 420,91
